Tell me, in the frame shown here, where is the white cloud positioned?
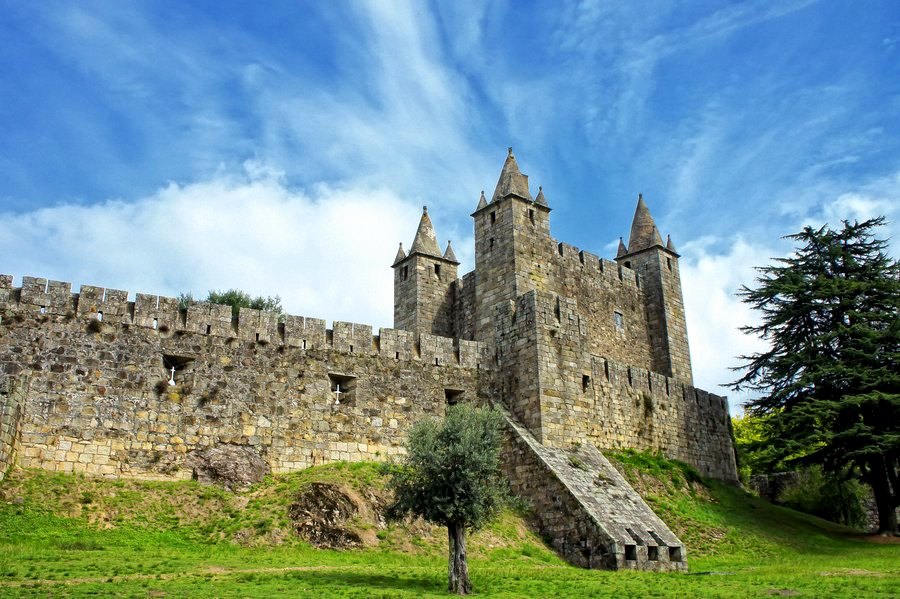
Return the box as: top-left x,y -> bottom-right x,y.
678,170 -> 900,414
680,236 -> 774,412
0,163 -> 422,330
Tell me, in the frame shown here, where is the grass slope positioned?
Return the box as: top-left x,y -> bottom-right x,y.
0,456 -> 897,598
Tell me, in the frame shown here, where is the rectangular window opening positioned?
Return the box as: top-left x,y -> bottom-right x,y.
489,237 -> 494,250
582,374 -> 591,393
395,351 -> 400,360
614,311 -> 624,331
648,546 -> 659,561
529,209 -> 535,225
490,211 -> 496,224
402,265 -> 409,281
302,339 -> 307,349
328,373 -> 357,405
206,324 -> 211,335
435,264 -> 441,279
97,311 -> 104,321
668,546 -> 682,562
152,318 -> 159,330
349,344 -> 354,353
162,354 -> 196,389
445,389 -> 464,405
625,545 -> 637,561
666,257 -> 673,271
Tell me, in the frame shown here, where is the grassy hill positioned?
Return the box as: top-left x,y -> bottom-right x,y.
0,454 -> 897,597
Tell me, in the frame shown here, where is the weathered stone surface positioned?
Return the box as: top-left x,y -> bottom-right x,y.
502,413 -> 687,571
187,445 -> 270,491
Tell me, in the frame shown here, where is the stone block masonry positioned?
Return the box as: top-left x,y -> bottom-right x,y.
0,275 -> 491,479
0,374 -> 26,481
502,413 -> 686,571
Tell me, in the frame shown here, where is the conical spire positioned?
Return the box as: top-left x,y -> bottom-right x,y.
443,240 -> 458,264
491,147 -> 532,203
392,242 -> 407,266
666,234 -> 677,254
626,193 -> 664,253
534,185 -> 548,207
617,237 -> 628,258
475,190 -> 488,211
409,206 -> 443,258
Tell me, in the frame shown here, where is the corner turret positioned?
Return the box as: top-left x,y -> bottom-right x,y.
393,206 -> 459,337
617,195 -> 692,383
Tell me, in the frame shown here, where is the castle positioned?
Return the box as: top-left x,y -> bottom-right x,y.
0,149 -> 736,572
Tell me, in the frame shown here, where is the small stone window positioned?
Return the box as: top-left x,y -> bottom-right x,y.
435,264 -> 441,279
529,208 -> 535,225
444,389 -> 464,405
648,545 -> 658,561
614,311 -> 624,331
624,261 -> 631,269
666,257 -> 672,271
328,373 -> 357,405
625,545 -> 637,561
582,374 -> 591,393
490,211 -> 496,225
162,354 -> 195,388
489,237 -> 495,250
669,546 -> 682,562
402,265 -> 409,281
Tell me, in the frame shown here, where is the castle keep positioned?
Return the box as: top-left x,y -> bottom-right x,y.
0,149 -> 737,572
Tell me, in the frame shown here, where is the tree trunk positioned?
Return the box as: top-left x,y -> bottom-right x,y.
447,522 -> 472,595
867,457 -> 898,535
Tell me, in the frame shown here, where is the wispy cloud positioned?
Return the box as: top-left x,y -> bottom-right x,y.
0,162 -> 422,329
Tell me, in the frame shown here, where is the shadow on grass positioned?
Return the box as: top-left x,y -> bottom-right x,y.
282,569 -> 442,595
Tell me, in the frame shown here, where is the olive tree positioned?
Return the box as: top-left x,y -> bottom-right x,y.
387,404 -> 507,595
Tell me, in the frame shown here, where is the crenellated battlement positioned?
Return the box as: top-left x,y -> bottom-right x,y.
0,274 -> 485,369
554,241 -> 640,289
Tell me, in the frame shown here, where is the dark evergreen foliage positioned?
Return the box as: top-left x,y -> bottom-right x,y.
732,218 -> 900,534
387,404 -> 507,595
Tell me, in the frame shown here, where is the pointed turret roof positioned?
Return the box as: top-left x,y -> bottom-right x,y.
626,193 -> 664,253
475,190 -> 488,211
666,235 -> 677,254
617,237 -> 628,258
491,147 -> 532,203
534,185 -> 548,207
443,240 -> 458,264
392,242 -> 407,266
409,206 -> 443,258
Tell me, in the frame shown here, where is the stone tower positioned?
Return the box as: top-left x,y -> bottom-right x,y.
392,206 -> 459,337
616,195 -> 693,384
471,148 -> 552,344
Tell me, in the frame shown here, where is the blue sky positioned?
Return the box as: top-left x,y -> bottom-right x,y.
1,1 -> 899,407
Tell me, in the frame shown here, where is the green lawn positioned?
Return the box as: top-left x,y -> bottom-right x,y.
0,457 -> 896,597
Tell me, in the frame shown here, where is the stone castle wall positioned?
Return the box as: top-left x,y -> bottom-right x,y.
470,197 -> 656,370
394,255 -> 458,338
0,373 -> 26,481
0,275 -> 492,479
494,290 -> 736,481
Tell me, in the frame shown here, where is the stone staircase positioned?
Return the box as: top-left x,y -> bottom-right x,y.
501,412 -> 687,571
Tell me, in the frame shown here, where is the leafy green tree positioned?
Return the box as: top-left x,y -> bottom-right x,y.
387,404 -> 507,595
178,289 -> 283,318
733,413 -> 867,527
731,218 -> 899,534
